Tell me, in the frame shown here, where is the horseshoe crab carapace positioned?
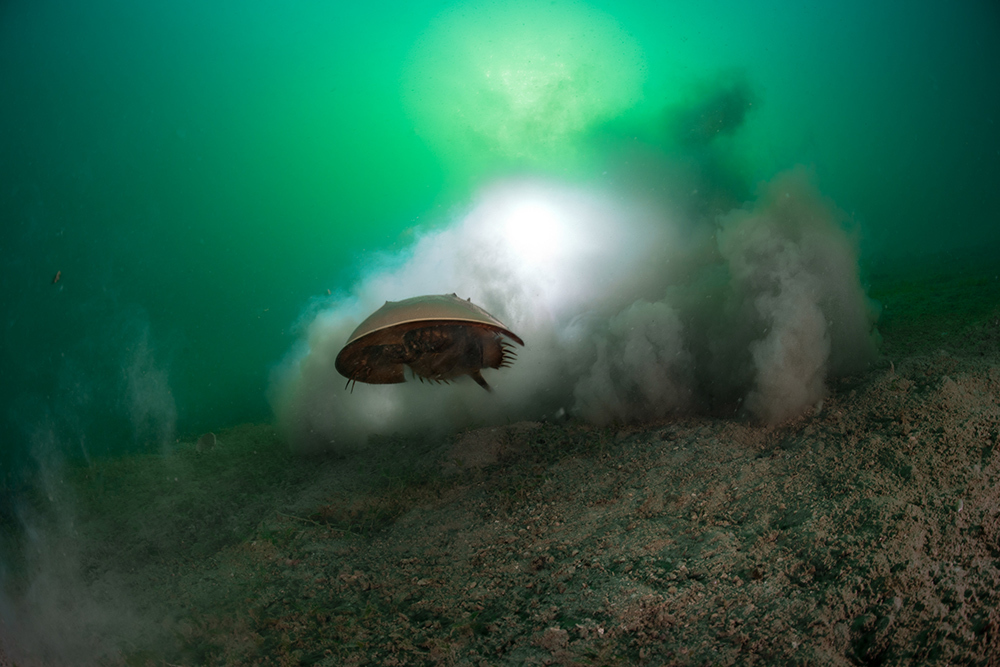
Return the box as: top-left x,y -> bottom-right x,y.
335,293 -> 524,392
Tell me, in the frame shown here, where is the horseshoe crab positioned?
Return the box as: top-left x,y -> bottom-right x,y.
335,293 -> 524,392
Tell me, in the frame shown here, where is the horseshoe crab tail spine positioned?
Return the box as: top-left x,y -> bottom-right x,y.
470,370 -> 492,392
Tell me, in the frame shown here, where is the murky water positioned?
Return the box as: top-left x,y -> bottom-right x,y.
1,0 -> 998,662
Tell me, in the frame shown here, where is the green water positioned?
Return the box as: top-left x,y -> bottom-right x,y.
1,0 -> 998,481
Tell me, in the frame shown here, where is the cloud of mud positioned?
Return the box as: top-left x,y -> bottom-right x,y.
0,427 -> 144,665
0,317 -> 178,664
122,324 -> 177,453
271,165 -> 879,451
667,70 -> 757,148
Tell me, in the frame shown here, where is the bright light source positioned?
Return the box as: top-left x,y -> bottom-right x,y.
503,199 -> 567,266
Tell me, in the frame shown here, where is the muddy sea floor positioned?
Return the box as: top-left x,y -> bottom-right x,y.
2,247 -> 1000,666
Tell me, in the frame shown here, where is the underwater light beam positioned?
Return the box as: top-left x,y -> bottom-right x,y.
402,0 -> 646,166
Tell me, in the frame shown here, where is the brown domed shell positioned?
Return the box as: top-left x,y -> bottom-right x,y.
335,293 -> 524,391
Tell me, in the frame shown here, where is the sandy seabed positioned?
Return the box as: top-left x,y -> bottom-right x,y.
231,353 -> 1000,667
2,251 -> 999,667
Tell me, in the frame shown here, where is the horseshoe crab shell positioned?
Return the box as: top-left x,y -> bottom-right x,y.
335,293 -> 524,392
